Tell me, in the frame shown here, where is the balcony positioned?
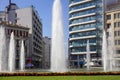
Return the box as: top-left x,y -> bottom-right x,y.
69,5 -> 96,14
70,51 -> 96,55
69,0 -> 92,7
69,28 -> 96,34
69,20 -> 96,27
69,35 -> 96,41
69,13 -> 96,20
69,43 -> 97,48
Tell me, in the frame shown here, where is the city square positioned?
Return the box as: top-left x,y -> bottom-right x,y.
0,0 -> 120,79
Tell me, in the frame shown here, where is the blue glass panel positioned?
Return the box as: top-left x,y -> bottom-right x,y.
70,1 -> 95,11
70,16 -> 96,25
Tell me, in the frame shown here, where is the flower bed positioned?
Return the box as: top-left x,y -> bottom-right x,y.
0,72 -> 120,76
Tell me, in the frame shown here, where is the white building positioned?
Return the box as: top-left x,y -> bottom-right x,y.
16,6 -> 43,68
0,3 -> 43,68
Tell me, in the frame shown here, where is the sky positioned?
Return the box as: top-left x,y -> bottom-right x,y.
0,0 -> 69,39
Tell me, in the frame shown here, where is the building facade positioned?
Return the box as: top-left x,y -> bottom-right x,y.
0,21 -> 29,69
0,3 -> 43,68
16,6 -> 43,68
106,2 -> 120,67
43,36 -> 51,69
69,0 -> 103,68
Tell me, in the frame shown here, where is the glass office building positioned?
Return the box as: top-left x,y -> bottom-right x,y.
69,0 -> 103,68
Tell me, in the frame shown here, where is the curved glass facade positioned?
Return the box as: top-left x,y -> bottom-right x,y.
70,15 -> 96,24
69,23 -> 96,31
69,0 -> 103,68
69,1 -> 95,11
70,38 -> 96,47
69,0 -> 85,4
70,9 -> 96,18
70,30 -> 96,38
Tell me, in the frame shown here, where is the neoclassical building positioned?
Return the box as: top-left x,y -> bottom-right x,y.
0,21 -> 29,69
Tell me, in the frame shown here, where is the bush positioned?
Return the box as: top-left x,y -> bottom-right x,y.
0,72 -> 120,76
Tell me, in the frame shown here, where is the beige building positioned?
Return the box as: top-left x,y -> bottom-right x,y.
106,3 -> 120,65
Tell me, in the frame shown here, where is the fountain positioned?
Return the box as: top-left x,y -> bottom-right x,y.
51,0 -> 67,72
8,32 -> 16,72
108,27 -> 117,71
102,27 -> 119,71
20,40 -> 25,71
86,40 -> 90,70
0,26 -> 8,72
102,30 -> 108,72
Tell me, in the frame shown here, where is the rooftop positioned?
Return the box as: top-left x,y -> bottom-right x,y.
0,21 -> 29,30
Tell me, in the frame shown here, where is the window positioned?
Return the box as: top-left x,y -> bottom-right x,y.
70,9 -> 95,18
114,14 -> 117,19
114,22 -> 120,28
115,40 -> 117,45
118,13 -> 120,18
118,31 -> 120,36
114,13 -> 120,19
107,24 -> 111,29
70,16 -> 96,24
14,30 -> 16,36
8,29 -> 10,35
15,20 -> 17,23
118,22 -> 120,27
0,18 -> 2,21
20,31 -> 22,36
69,1 -> 95,11
117,50 -> 120,54
107,15 -> 111,20
11,29 -> 13,33
15,13 -> 17,17
118,40 -> 120,45
107,32 -> 109,37
114,31 -> 117,36
17,30 -> 19,37
26,32 -> 28,37
16,50 -> 19,57
114,22 -> 117,28
23,31 -> 25,37
16,40 -> 19,47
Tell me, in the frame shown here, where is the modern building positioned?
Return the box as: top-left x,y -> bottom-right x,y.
68,0 -> 103,68
0,2 -> 43,68
0,21 -> 29,69
106,2 -> 120,66
43,36 -> 51,69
